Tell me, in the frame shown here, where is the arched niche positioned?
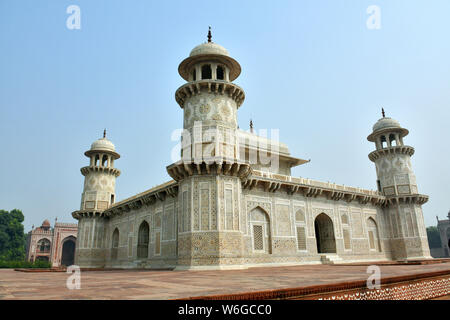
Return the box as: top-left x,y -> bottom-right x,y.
314,213 -> 336,254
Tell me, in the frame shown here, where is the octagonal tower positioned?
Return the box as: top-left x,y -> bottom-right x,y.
168,30 -> 251,269
368,110 -> 431,260
72,130 -> 121,267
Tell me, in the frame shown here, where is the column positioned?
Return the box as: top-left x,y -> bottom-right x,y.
386,135 -> 392,147
211,63 -> 217,80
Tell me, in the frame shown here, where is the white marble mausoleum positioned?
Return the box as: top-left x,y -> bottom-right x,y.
72,32 -> 431,269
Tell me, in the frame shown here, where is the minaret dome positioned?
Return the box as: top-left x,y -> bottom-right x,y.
367,112 -> 409,150
177,28 -> 242,84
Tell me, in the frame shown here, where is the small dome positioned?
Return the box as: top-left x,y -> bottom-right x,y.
42,219 -> 50,227
90,137 -> 116,152
189,42 -> 230,57
372,117 -> 401,132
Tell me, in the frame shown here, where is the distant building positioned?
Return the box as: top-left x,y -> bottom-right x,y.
435,211 -> 450,258
26,219 -> 77,267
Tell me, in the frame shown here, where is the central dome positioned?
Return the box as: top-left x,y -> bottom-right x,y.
189,42 -> 230,57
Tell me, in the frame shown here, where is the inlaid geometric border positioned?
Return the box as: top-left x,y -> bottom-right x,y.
182,269 -> 450,300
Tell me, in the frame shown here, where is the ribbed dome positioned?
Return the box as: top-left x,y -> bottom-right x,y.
372,117 -> 401,132
189,42 -> 230,57
90,137 -> 116,152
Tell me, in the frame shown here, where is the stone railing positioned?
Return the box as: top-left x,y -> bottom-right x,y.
31,229 -> 53,235
101,181 -> 179,218
243,170 -> 386,206
55,223 -> 78,228
251,170 -> 381,196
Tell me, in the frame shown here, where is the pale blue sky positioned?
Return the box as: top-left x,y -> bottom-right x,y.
0,0 -> 449,231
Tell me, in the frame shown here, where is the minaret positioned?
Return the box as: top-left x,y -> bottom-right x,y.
167,29 -> 251,269
367,110 -> 431,260
172,27 -> 246,163
80,129 -> 120,211
72,130 -> 121,267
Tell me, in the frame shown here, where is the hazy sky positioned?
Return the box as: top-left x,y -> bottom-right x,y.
0,0 -> 449,231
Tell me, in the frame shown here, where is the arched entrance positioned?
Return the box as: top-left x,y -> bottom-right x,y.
137,221 -> 149,259
314,213 -> 336,253
61,237 -> 76,266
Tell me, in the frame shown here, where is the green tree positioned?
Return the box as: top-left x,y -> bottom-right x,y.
0,209 -> 26,261
426,226 -> 442,249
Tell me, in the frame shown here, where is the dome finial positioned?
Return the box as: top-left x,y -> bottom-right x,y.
382,108 -> 385,118
207,26 -> 212,43
103,128 -> 106,138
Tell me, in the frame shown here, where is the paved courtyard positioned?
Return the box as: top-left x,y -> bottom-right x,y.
0,262 -> 449,300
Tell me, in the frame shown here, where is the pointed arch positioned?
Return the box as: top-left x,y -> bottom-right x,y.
37,238 -> 51,253
367,217 -> 381,252
137,220 -> 150,259
61,236 -> 76,266
314,213 -> 336,254
111,228 -> 119,260
341,213 -> 351,250
248,206 -> 272,254
295,209 -> 305,223
341,214 -> 349,225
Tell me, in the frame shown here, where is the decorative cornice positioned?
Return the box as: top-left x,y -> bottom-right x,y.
71,210 -> 106,220
166,158 -> 252,182
72,181 -> 179,220
84,149 -> 120,159
243,170 -> 387,206
368,146 -> 415,162
175,80 -> 245,108
72,173 -> 428,221
385,194 -> 429,206
80,166 -> 121,177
